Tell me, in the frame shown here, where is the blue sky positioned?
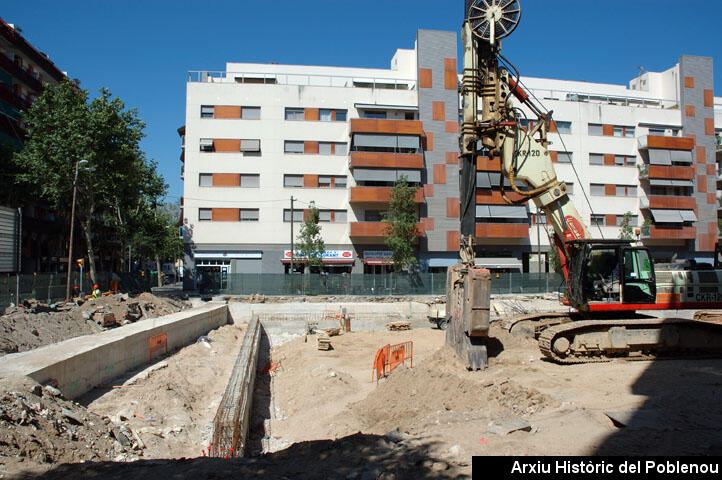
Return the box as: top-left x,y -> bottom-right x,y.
3,1 -> 721,202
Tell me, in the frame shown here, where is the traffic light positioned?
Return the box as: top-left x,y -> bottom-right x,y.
76,258 -> 84,268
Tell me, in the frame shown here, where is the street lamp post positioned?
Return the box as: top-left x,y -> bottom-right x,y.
65,159 -> 88,301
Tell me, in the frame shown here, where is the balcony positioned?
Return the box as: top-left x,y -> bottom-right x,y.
350,186 -> 424,204
637,135 -> 694,151
477,156 -> 502,171
648,195 -> 696,210
476,189 -> 526,205
646,165 -> 695,180
641,225 -> 696,240
350,221 -> 424,241
475,223 -> 529,238
350,118 -> 423,135
349,152 -> 423,169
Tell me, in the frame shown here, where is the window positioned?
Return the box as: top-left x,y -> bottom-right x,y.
241,107 -> 260,120
335,110 -> 347,121
334,210 -> 347,223
199,208 -> 212,221
624,126 -> 635,138
200,138 -> 214,152
200,105 -> 214,118
240,139 -> 260,152
616,185 -> 637,197
565,182 -> 574,194
319,210 -> 331,222
590,184 -> 605,196
363,110 -> 387,119
284,141 -> 304,154
556,121 -> 572,134
284,175 -> 303,188
283,209 -> 303,222
318,175 -> 332,188
334,176 -> 347,188
334,142 -> 347,155
589,153 -> 604,165
199,173 -> 212,186
615,155 -> 635,167
590,214 -> 604,226
588,123 -> 603,136
239,209 -> 259,221
534,213 -> 547,225
319,142 -> 332,155
556,152 -> 572,163
649,128 -> 665,135
320,109 -> 332,122
613,126 -> 623,137
285,108 -> 305,120
240,174 -> 260,187
616,215 -> 638,226
364,210 -> 383,222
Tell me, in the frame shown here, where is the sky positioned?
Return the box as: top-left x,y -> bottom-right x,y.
3,0 -> 721,202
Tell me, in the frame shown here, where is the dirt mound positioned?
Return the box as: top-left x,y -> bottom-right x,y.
0,293 -> 191,356
342,346 -> 557,434
0,376 -> 139,476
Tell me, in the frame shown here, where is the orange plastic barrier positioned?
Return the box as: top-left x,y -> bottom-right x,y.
371,341 -> 413,382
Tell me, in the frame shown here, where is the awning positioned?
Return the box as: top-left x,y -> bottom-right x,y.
476,205 -> 528,219
650,209 -> 683,223
680,210 -> 697,222
474,257 -> 523,270
353,168 -> 421,183
649,179 -> 694,187
670,150 -> 693,163
281,258 -> 354,264
355,103 -> 418,112
194,251 -> 262,259
428,257 -> 459,267
362,258 -> 394,265
648,149 -> 671,165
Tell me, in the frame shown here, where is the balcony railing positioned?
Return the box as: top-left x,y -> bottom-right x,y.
187,71 -> 415,90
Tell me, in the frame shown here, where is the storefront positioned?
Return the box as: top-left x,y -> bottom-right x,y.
194,251 -> 263,289
281,250 -> 355,273
361,250 -> 394,274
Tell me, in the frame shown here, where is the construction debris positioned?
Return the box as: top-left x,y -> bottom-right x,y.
386,322 -> 411,331
693,310 -> 722,323
317,333 -> 332,351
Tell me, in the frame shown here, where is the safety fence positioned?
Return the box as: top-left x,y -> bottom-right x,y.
372,341 -> 414,382
201,272 -> 565,297
0,271 -> 157,311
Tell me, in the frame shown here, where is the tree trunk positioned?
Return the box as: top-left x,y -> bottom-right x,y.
81,218 -> 97,285
155,252 -> 162,287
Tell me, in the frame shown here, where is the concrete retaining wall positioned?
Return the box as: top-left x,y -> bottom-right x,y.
0,303 -> 228,399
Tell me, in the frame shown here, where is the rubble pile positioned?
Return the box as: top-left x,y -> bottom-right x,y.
0,376 -> 140,475
1,293 -> 191,356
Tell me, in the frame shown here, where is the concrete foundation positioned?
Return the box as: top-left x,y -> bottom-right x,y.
0,303 -> 229,399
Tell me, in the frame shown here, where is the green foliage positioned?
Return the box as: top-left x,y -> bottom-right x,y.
547,244 -> 562,274
382,176 -> 419,272
618,211 -> 635,241
12,79 -> 170,280
129,202 -> 182,263
296,201 -> 325,271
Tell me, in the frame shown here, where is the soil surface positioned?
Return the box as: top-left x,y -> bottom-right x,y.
0,293 -> 190,356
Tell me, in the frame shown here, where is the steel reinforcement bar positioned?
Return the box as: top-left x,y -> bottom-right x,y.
211,314 -> 261,457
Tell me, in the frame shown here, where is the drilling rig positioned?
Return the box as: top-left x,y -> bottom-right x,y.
446,0 -> 722,369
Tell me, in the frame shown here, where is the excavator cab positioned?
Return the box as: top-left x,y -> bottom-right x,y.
567,240 -> 656,311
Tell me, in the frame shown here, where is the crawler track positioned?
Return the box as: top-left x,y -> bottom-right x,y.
538,318 -> 722,364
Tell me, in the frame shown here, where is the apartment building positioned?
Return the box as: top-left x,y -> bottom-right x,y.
0,18 -> 66,273
181,28 -> 720,285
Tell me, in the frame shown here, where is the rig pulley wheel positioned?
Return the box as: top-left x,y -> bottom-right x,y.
467,0 -> 521,42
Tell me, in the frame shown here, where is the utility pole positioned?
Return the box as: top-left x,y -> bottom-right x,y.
537,209 -> 542,274
65,160 -> 88,301
290,196 -> 295,274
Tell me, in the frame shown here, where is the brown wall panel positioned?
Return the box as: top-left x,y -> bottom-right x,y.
349,152 -> 423,169
444,58 -> 457,90
350,187 -> 423,203
419,68 -> 432,88
602,124 -> 614,136
212,208 -> 239,221
213,105 -> 241,119
697,175 -> 707,193
304,141 -> 319,154
213,139 -> 240,152
422,217 -> 434,232
704,89 -> 714,107
684,76 -> 695,88
697,146 -> 707,163
423,184 -> 434,198
648,165 -> 695,180
304,108 -> 319,121
446,151 -> 458,165
604,154 -> 615,166
424,131 -> 434,151
447,231 -> 459,251
548,121 -> 557,133
685,105 -> 695,117
446,197 -> 460,218
648,195 -> 697,209
432,101 -> 445,121
646,135 -> 695,150
476,156 -> 501,171
445,121 -> 458,133
706,164 -> 716,175
549,151 -> 558,163
475,223 -> 528,238
604,184 -> 616,196
705,118 -> 715,136
350,119 -> 424,135
649,226 -> 696,240
303,174 -> 318,188
212,173 -> 240,186
476,189 -> 526,204
605,214 -> 616,226
433,163 -> 446,184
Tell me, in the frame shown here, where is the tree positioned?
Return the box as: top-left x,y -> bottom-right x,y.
618,211 -> 635,240
296,201 -> 325,272
13,79 -> 168,282
382,176 -> 419,272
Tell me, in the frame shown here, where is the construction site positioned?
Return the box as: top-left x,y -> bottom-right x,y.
0,291 -> 720,479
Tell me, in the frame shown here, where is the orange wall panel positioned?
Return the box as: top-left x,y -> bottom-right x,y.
424,131 -> 434,151
433,164 -> 446,184
423,184 -> 434,198
549,151 -> 558,163
212,208 -> 239,221
604,154 -> 615,166
422,217 -> 434,232
604,184 -> 616,196
446,198 -> 460,218
476,189 -> 526,204
444,58 -> 457,90
476,223 -> 528,238
705,118 -> 715,136
446,152 -> 458,165
697,146 -> 706,163
476,156 -> 501,171
602,124 -> 614,136
684,76 -> 695,88
304,108 -> 319,121
704,89 -> 714,107
213,139 -> 240,152
445,121 -> 458,133
432,101 -> 445,121
214,106 -> 241,119
685,105 -> 695,117
605,214 -> 617,226
304,141 -> 319,154
350,119 -> 424,135
349,152 -> 423,169
447,231 -> 459,251
212,173 -> 240,186
304,174 -> 318,188
646,135 -> 695,151
419,68 -> 432,88
648,195 -> 697,210
350,187 -> 423,203
698,175 -> 707,193
649,226 -> 696,240
648,165 -> 695,180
